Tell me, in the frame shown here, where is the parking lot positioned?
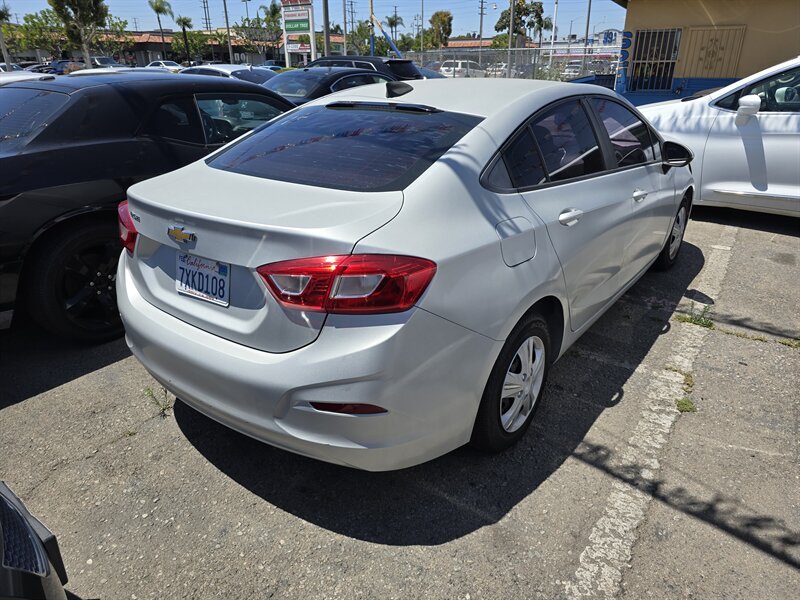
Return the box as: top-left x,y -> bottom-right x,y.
1,206 -> 797,599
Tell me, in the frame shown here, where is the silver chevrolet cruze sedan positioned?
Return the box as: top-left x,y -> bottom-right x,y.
117,79 -> 694,471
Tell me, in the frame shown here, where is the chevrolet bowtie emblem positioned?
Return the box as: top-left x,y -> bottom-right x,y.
167,225 -> 197,244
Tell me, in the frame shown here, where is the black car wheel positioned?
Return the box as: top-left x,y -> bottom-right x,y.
25,220 -> 123,342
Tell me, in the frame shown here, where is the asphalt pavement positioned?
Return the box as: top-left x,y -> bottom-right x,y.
0,207 -> 797,599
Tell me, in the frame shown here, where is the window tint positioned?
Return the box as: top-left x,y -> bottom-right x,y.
485,157 -> 513,190
502,129 -> 547,188
354,61 -> 377,70
208,103 -> 482,192
196,95 -> 285,144
143,97 -> 204,144
530,100 -> 605,182
0,88 -> 69,152
387,61 -> 421,79
590,97 -> 656,167
331,74 -> 388,91
231,68 -> 274,84
264,70 -> 326,99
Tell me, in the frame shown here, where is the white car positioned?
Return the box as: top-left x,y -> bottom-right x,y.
117,79 -> 693,471
180,64 -> 276,84
640,56 -> 800,217
440,60 -> 486,78
146,60 -> 183,73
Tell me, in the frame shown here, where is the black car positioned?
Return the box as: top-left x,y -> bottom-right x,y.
305,55 -> 423,80
0,72 -> 294,341
263,67 -> 395,104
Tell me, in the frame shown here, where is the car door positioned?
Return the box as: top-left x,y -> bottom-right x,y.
495,98 -> 628,332
702,65 -> 800,215
138,96 -> 209,174
587,96 -> 675,283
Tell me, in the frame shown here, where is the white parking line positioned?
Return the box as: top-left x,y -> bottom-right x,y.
564,225 -> 739,598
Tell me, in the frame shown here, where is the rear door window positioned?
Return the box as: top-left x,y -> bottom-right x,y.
142,97 -> 204,145
0,88 -> 69,152
589,97 -> 657,167
530,100 -> 605,182
208,103 -> 482,191
501,128 -> 547,188
196,94 -> 285,144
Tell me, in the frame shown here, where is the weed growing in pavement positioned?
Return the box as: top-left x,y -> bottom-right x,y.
676,397 -> 697,413
674,302 -> 714,329
717,328 -> 769,343
144,386 -> 173,418
778,338 -> 800,349
666,366 -> 694,394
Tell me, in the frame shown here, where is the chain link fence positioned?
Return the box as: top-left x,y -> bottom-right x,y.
405,45 -> 621,82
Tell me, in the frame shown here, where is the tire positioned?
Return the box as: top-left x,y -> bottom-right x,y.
654,198 -> 690,271
470,312 -> 552,452
25,220 -> 123,343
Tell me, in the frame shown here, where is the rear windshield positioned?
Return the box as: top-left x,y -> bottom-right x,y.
387,60 -> 422,79
232,69 -> 274,84
263,70 -> 325,99
208,103 -> 482,192
0,88 -> 69,153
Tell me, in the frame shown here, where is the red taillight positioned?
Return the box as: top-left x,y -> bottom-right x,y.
117,200 -> 138,254
257,254 -> 437,314
309,402 -> 387,415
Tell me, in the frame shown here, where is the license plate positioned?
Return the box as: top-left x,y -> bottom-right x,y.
175,253 -> 230,307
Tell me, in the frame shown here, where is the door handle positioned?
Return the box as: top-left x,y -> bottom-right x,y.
632,189 -> 648,202
558,208 -> 584,227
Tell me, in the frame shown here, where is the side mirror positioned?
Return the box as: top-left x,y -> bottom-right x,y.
662,140 -> 693,169
737,94 -> 762,117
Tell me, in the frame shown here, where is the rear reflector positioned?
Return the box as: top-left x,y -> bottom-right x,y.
309,402 -> 387,415
257,254 -> 436,314
117,200 -> 138,254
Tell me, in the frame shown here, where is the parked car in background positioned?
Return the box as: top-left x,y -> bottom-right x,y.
48,59 -> 85,74
419,67 -> 446,79
180,64 -> 277,84
441,60 -> 486,78
263,66 -> 394,104
486,63 -> 514,77
91,56 -> 129,68
423,61 -> 442,72
0,72 -> 55,86
118,79 -> 693,471
146,60 -> 183,72
0,72 -> 294,340
305,55 -> 423,80
23,63 -> 53,73
640,56 -> 800,217
0,62 -> 23,72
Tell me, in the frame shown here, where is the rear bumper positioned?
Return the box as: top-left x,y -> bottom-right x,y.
118,253 -> 501,471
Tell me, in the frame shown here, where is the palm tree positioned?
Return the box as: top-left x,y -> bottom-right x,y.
174,15 -> 192,64
148,0 -> 173,60
0,3 -> 12,69
259,2 -> 281,59
383,14 -> 404,43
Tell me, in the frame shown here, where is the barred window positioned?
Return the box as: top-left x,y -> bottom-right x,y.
628,29 -> 682,92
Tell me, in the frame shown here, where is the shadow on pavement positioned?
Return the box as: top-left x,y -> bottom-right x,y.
0,313 -> 129,410
690,206 -> 800,237
175,243 -> 717,548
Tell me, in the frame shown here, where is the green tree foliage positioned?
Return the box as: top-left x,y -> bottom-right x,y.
494,1 -> 549,47
383,14 -> 403,43
428,11 -> 452,48
48,0 -> 109,67
174,15 -> 192,63
94,15 -> 133,60
0,3 -> 14,66
19,9 -> 70,59
147,0 -> 172,59
396,32 -> 416,52
259,1 -> 282,58
171,29 -> 207,62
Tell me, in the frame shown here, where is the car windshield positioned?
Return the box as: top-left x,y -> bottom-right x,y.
263,70 -> 326,98
94,57 -> 115,65
386,61 -> 421,79
162,61 -> 180,67
208,103 -> 482,192
0,89 -> 70,153
232,68 -> 274,84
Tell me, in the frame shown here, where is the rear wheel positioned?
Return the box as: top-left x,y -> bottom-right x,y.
654,198 -> 690,270
25,220 -> 123,342
471,312 -> 551,452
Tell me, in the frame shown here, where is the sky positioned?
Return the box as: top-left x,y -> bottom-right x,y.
13,1 -> 626,40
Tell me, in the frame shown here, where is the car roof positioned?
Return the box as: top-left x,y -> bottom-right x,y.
287,66 -> 391,78
187,64 -> 251,74
5,71 -> 281,94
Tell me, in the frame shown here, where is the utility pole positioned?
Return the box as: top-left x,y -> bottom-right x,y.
506,0 -> 515,78
242,0 -> 251,20
548,0 -> 558,69
369,0 -> 375,55
342,0 -> 347,55
580,0 -> 592,75
420,0 -> 424,54
133,17 -> 139,32
201,0 -> 214,61
393,5 -> 398,43
478,0 -> 485,66
222,0 -> 235,63
323,0 -> 330,56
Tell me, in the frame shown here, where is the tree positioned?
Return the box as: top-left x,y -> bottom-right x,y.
490,33 -> 508,49
259,1 -> 282,59
174,15 -> 192,63
95,16 -> 133,61
383,14 -> 403,43
171,29 -> 207,62
494,1 -> 546,47
428,11 -> 452,48
49,0 -> 108,67
19,9 -> 70,60
148,0 -> 172,60
396,32 -> 415,52
0,3 -> 13,67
